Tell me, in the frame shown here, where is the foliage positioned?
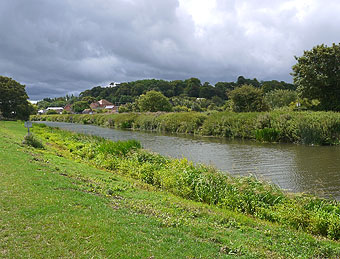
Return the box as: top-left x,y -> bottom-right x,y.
184,78 -> 201,97
137,90 -> 172,112
71,101 -> 90,113
292,43 -> 340,111
37,96 -> 71,109
46,109 -> 58,115
30,123 -> 340,240
81,96 -> 96,104
255,128 -> 280,142
265,89 -> 297,110
261,80 -> 296,93
77,76 -> 294,105
22,134 -> 44,149
28,103 -> 38,115
0,76 -> 30,120
32,110 -> 340,145
229,84 -> 268,112
98,139 -> 141,156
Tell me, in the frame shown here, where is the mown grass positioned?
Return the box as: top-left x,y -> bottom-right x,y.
2,121 -> 340,258
32,110 -> 340,145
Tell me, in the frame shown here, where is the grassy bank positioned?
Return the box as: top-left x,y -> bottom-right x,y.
31,110 -> 340,145
1,121 -> 340,258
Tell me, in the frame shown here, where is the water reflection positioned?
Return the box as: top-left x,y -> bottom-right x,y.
34,121 -> 340,200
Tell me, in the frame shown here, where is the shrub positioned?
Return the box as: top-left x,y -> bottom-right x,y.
229,84 -> 268,112
22,134 -> 44,149
265,89 -> 297,110
138,90 -> 172,112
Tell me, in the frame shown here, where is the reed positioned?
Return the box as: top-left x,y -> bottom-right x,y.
31,110 -> 340,145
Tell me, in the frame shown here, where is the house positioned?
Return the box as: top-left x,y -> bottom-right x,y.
82,109 -> 93,114
46,107 -> 64,114
64,104 -> 72,112
90,99 -> 114,111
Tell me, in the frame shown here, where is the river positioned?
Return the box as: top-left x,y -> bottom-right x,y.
35,121 -> 340,200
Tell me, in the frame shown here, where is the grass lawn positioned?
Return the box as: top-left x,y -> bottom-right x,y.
1,121 -> 340,258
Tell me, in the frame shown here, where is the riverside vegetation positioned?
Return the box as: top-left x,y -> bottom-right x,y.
27,123 -> 340,240
2,121 -> 340,258
32,110 -> 340,145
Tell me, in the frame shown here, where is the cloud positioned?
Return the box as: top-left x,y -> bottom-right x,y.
0,0 -> 339,100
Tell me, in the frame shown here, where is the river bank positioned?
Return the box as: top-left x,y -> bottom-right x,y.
2,121 -> 340,257
31,110 -> 340,145
28,122 -> 340,239
33,120 -> 340,200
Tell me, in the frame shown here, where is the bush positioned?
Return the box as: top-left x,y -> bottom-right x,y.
229,84 -> 268,112
46,109 -> 58,115
265,89 -> 297,110
138,90 -> 172,112
22,134 -> 44,149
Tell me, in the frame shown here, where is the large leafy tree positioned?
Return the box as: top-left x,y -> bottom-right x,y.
292,43 -> 340,111
229,84 -> 268,112
137,90 -> 172,112
0,76 -> 30,120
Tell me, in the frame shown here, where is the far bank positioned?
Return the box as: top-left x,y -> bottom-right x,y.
31,110 -> 340,145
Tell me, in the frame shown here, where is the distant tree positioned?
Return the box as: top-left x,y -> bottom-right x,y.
119,95 -> 134,104
199,82 -> 215,99
138,90 -> 172,112
292,43 -> 340,111
184,78 -> 201,97
237,76 -> 260,88
82,96 -> 96,104
229,84 -> 268,112
0,76 -> 30,120
261,80 -> 296,93
211,96 -> 224,106
170,80 -> 186,96
71,101 -> 90,113
265,90 -> 297,110
214,82 -> 235,99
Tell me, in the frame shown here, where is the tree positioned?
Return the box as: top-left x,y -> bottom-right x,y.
184,78 -> 201,97
292,43 -> 340,111
229,84 -> 268,112
71,101 -> 90,113
0,76 -> 30,120
264,89 -> 297,110
261,80 -> 296,93
137,90 -> 172,112
82,96 -> 96,104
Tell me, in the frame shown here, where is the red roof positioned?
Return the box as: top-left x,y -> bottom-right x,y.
90,99 -> 113,109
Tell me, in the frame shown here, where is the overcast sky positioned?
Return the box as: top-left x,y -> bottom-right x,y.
0,0 -> 339,100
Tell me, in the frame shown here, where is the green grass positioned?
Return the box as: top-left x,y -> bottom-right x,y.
31,123 -> 340,240
1,121 -> 340,258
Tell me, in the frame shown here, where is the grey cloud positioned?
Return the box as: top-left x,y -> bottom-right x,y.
0,0 -> 339,100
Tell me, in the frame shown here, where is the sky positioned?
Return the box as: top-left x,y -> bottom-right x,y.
0,0 -> 339,100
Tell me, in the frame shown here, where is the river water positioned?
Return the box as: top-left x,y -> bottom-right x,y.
35,121 -> 340,200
